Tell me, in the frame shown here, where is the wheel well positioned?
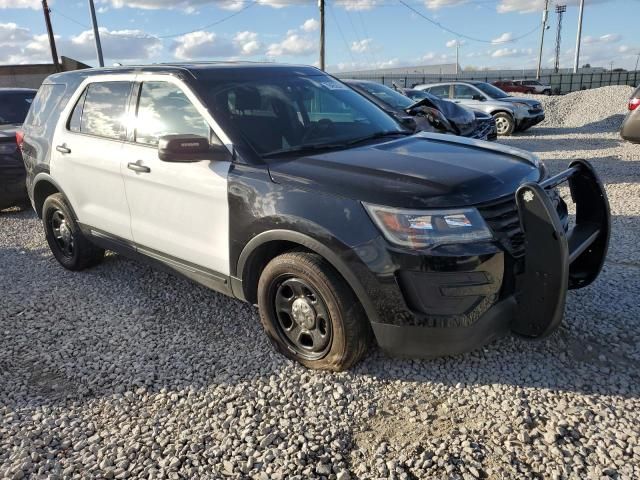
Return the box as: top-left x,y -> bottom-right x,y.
33,180 -> 59,218
491,110 -> 514,118
241,240 -> 312,304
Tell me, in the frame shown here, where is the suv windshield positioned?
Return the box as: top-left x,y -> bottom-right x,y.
0,91 -> 35,125
356,82 -> 413,110
474,82 -> 510,99
201,75 -> 407,157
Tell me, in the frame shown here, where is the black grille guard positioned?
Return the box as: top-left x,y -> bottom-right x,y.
511,159 -> 611,338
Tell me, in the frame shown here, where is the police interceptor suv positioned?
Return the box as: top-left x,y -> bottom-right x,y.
21,64 -> 611,371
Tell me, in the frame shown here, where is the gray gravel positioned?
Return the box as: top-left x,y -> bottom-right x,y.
1,86 -> 640,479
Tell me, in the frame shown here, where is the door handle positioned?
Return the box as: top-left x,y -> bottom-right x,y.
56,144 -> 71,154
127,161 -> 151,173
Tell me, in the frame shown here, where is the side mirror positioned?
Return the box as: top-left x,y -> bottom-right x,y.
158,134 -> 231,162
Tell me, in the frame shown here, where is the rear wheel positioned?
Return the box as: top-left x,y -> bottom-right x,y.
257,251 -> 371,371
42,193 -> 104,271
493,112 -> 515,136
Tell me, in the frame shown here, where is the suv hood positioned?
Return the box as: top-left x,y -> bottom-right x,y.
268,132 -> 542,209
497,97 -> 542,109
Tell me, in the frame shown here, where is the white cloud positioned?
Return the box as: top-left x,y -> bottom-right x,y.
498,0 -> 611,13
1,23 -> 162,65
0,0 -> 40,8
173,31 -> 235,59
424,0 -> 468,9
491,47 -> 533,58
266,33 -> 315,57
301,18 -> 319,32
492,32 -> 513,44
0,23 -> 32,45
335,0 -> 379,11
445,39 -> 465,48
583,34 -> 622,45
350,38 -> 372,53
234,31 -> 261,55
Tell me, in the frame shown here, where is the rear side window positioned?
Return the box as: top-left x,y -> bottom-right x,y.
135,81 -> 211,146
68,89 -> 87,133
454,84 -> 478,100
427,85 -> 450,99
24,84 -> 65,129
77,82 -> 132,140
0,91 -> 35,125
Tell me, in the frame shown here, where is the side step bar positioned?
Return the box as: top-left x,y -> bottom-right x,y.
511,160 -> 611,338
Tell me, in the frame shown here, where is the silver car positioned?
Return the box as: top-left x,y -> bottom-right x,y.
414,81 -> 545,136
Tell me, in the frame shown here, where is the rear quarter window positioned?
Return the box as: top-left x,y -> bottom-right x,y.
24,84 -> 66,130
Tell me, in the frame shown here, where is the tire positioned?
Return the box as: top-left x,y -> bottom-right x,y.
493,112 -> 515,136
257,251 -> 371,371
42,193 -> 104,271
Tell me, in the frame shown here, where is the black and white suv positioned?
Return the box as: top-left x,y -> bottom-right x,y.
21,63 -> 611,371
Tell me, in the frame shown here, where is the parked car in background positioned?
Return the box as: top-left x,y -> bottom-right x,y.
21,63 -> 610,371
493,80 -> 536,95
345,79 -> 497,141
513,79 -> 552,95
0,88 -> 37,211
620,85 -> 640,143
414,81 -> 545,136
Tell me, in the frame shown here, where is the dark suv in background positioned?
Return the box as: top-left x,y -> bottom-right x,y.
0,88 -> 37,210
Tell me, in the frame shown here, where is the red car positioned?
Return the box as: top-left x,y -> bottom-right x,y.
492,80 -> 536,94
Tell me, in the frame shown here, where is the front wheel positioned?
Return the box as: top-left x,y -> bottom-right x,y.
42,193 -> 104,271
493,112 -> 515,136
257,251 -> 371,371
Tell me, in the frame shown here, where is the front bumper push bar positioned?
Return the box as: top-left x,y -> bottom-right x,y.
512,159 -> 611,338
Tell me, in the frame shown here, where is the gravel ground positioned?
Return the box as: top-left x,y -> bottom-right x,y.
1,86 -> 639,479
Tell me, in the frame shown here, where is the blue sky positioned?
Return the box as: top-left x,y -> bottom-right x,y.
0,0 -> 638,72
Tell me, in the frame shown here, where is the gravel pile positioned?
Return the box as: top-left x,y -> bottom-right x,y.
2,86 -> 640,479
524,85 -> 634,129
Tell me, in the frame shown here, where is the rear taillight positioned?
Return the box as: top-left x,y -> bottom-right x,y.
629,98 -> 640,111
15,130 -> 24,150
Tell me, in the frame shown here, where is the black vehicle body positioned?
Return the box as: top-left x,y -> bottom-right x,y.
0,88 -> 37,210
621,86 -> 640,143
345,79 -> 497,141
22,64 -> 610,361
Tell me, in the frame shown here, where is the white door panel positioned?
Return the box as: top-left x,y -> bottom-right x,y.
51,132 -> 133,241
122,146 -> 230,275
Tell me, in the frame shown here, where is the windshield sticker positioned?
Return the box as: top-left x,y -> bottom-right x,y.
321,81 -> 349,91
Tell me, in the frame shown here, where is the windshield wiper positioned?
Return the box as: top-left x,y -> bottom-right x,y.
261,143 -> 346,159
261,131 -> 412,159
343,130 -> 413,146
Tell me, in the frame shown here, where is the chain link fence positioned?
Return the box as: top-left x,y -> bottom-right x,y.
334,70 -> 640,94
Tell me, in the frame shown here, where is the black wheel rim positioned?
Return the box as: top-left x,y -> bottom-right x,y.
270,276 -> 332,360
49,209 -> 74,258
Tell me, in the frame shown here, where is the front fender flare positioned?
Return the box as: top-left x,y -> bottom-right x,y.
235,229 -> 380,324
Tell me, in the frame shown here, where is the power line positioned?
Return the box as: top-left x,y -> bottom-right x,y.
328,2 -> 356,66
51,2 -> 258,40
397,0 -> 541,44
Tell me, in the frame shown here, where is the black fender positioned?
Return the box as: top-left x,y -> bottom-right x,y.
234,229 -> 381,325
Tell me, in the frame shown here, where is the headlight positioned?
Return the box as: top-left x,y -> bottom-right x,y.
513,102 -> 531,110
363,203 -> 494,249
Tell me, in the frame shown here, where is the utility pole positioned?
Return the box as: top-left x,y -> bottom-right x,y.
41,0 -> 60,72
88,0 -> 105,67
319,0 -> 325,71
455,41 -> 459,75
554,5 -> 566,74
536,0 -> 549,79
635,52 -> 639,71
573,0 -> 585,73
